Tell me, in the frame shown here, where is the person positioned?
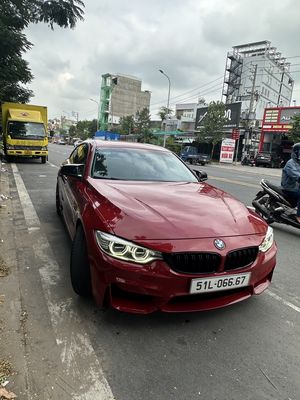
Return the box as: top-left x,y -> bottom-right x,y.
281,142 -> 300,223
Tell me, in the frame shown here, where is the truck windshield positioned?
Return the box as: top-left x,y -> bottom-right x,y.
8,122 -> 46,139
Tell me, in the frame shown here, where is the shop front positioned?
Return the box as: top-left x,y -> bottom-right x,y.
260,107 -> 300,164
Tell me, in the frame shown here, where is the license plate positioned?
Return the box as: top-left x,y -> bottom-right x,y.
24,150 -> 32,155
190,273 -> 251,294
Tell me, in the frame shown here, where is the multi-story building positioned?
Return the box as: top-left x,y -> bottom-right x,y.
175,103 -> 197,132
99,73 -> 151,131
222,40 -> 295,154
222,41 -> 294,122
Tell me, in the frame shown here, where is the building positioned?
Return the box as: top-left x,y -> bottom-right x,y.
99,73 -> 151,131
175,103 -> 197,132
260,106 -> 300,163
222,41 -> 294,121
222,41 -> 295,154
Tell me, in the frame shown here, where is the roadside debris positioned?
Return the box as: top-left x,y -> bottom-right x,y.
0,387 -> 17,399
0,361 -> 16,399
0,258 -> 9,277
0,195 -> 10,201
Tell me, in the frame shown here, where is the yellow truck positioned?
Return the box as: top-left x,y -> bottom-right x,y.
1,102 -> 48,163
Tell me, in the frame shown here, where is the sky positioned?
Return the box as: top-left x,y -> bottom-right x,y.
24,0 -> 300,121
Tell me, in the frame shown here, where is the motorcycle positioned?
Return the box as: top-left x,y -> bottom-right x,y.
252,179 -> 300,229
241,154 -> 255,167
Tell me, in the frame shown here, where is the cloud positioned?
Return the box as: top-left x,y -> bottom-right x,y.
23,0 -> 300,119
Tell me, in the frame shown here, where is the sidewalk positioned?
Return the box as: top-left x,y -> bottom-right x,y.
210,161 -> 282,177
0,157 -> 26,398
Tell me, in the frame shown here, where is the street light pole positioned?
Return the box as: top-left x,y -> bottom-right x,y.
89,98 -> 99,131
159,69 -> 171,147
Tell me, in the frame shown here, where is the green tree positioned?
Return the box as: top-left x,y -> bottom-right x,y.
76,119 -> 97,138
157,106 -> 173,123
0,0 -> 84,103
135,108 -> 152,142
288,114 -> 300,143
196,101 -> 228,159
119,115 -> 135,135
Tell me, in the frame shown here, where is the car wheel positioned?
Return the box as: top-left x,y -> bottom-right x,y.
56,183 -> 61,216
70,225 -> 92,297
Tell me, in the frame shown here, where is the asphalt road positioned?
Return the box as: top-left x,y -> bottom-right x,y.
2,143 -> 300,400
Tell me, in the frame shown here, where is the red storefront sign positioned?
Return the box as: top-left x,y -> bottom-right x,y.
231,128 -> 240,140
259,106 -> 300,151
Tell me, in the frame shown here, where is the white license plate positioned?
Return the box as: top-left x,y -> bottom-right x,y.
190,273 -> 251,294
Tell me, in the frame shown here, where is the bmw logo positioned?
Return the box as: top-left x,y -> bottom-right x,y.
214,239 -> 225,250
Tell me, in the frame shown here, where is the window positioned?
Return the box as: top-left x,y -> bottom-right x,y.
69,143 -> 89,165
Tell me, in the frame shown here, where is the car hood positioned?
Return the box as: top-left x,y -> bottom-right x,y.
89,180 -> 266,240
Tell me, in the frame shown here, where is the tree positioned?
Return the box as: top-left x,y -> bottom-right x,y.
157,106 -> 173,123
288,114 -> 300,143
76,119 -> 97,138
119,115 -> 135,135
196,101 -> 228,159
135,108 -> 152,142
0,0 -> 85,104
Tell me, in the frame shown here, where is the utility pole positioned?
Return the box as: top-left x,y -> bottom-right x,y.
244,64 -> 257,156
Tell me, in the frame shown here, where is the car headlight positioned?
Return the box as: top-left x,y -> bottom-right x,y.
95,231 -> 163,264
6,145 -> 14,150
259,226 -> 274,252
41,146 -> 48,150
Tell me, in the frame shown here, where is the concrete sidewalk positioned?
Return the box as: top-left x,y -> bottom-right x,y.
210,162 -> 282,177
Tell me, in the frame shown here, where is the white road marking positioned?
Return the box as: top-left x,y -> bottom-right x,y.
47,161 -> 59,169
266,290 -> 300,313
11,163 -> 115,400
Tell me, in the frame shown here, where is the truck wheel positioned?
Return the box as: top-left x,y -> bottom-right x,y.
5,155 -> 12,163
41,156 -> 47,164
70,225 -> 92,297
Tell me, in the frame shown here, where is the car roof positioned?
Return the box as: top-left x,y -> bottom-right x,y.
87,139 -> 170,153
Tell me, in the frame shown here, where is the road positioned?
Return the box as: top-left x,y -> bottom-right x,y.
1,143 -> 299,400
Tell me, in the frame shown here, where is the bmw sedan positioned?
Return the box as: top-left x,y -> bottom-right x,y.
56,140 -> 277,314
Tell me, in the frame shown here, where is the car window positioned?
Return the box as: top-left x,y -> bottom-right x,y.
69,143 -> 89,165
91,148 -> 198,182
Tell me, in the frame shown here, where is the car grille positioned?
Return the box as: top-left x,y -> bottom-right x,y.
163,247 -> 259,274
224,247 -> 258,271
13,145 -> 43,150
163,253 -> 221,274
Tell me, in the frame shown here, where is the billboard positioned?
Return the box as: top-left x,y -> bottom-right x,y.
262,107 -> 300,132
219,138 -> 236,163
195,102 -> 241,130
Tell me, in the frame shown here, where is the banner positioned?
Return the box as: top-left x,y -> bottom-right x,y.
219,138 -> 236,163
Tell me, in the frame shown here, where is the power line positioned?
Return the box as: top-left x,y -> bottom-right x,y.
151,74 -> 224,107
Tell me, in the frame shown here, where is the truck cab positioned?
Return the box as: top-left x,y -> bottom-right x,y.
180,145 -> 210,166
2,103 -> 48,163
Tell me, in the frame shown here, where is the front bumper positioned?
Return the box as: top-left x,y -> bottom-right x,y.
7,150 -> 48,157
88,235 -> 277,314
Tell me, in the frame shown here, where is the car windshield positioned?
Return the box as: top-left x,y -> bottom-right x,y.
8,121 -> 46,139
92,148 -> 198,182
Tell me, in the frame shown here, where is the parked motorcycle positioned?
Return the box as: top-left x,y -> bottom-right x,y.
252,179 -> 300,229
241,154 -> 255,167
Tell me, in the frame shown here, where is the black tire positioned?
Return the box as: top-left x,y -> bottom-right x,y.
70,225 -> 92,297
56,183 -> 61,216
41,156 -> 47,164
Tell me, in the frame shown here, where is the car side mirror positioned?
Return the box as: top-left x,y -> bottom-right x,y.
60,164 -> 84,179
194,170 -> 208,182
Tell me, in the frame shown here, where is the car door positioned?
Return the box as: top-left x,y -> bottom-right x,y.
61,143 -> 89,238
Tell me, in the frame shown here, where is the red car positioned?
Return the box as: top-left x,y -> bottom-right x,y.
56,140 -> 277,314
